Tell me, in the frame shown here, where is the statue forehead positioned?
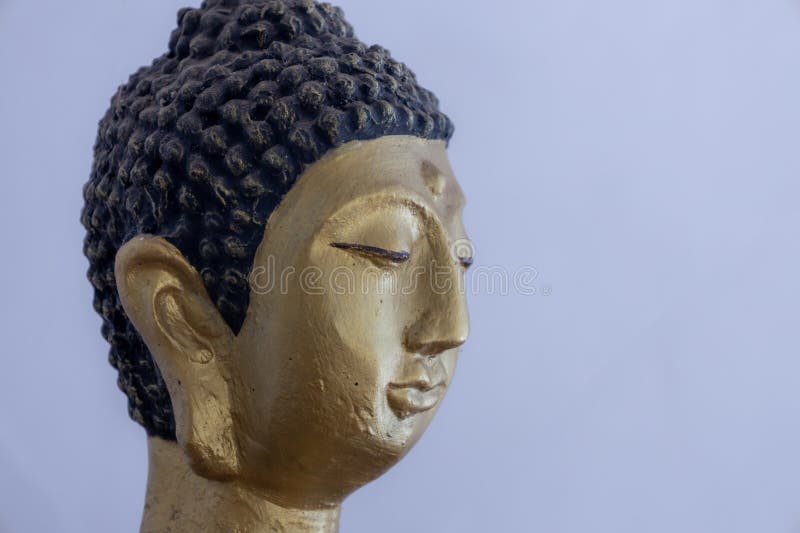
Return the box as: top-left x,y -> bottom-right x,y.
298,136 -> 463,209
251,136 -> 464,261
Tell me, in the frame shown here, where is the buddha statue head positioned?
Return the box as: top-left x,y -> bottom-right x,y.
82,0 -> 469,529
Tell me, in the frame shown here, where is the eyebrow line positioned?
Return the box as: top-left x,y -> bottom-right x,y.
330,242 -> 411,263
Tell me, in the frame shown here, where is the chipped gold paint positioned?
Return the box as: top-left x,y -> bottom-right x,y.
115,136 -> 469,532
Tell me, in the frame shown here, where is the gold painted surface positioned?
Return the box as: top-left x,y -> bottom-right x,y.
115,136 -> 470,532
142,437 -> 340,533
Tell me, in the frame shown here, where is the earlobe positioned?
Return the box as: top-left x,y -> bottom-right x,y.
115,235 -> 241,480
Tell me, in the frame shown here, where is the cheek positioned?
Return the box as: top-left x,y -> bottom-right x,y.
325,275 -> 407,385
324,305 -> 395,408
280,288 -> 412,442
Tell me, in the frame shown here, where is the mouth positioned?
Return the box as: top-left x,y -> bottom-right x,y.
386,378 -> 447,419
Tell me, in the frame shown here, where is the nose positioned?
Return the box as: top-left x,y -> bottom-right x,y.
404,282 -> 469,356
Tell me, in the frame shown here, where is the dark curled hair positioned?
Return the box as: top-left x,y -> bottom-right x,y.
81,0 -> 453,440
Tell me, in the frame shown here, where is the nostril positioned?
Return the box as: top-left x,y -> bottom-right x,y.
407,337 -> 466,356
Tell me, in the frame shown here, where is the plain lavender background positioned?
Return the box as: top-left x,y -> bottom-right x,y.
2,0 -> 800,532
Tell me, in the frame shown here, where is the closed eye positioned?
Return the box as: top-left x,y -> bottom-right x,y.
330,242 -> 411,264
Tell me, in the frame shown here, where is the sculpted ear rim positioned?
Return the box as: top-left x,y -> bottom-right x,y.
116,235 -> 203,302
115,235 -> 235,340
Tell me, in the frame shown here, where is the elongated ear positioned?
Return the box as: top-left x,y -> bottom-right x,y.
115,235 -> 239,480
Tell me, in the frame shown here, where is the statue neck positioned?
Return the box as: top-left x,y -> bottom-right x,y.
140,437 -> 341,533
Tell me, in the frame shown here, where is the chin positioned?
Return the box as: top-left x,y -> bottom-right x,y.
370,407 -> 438,458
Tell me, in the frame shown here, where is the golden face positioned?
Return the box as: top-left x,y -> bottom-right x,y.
114,136 -> 469,512
232,136 -> 470,506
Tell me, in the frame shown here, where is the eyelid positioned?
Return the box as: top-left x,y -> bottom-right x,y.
330,242 -> 411,264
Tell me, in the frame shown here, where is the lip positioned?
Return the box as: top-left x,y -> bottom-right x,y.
386,380 -> 447,419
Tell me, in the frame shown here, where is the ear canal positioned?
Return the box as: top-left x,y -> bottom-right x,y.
190,348 -> 214,364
